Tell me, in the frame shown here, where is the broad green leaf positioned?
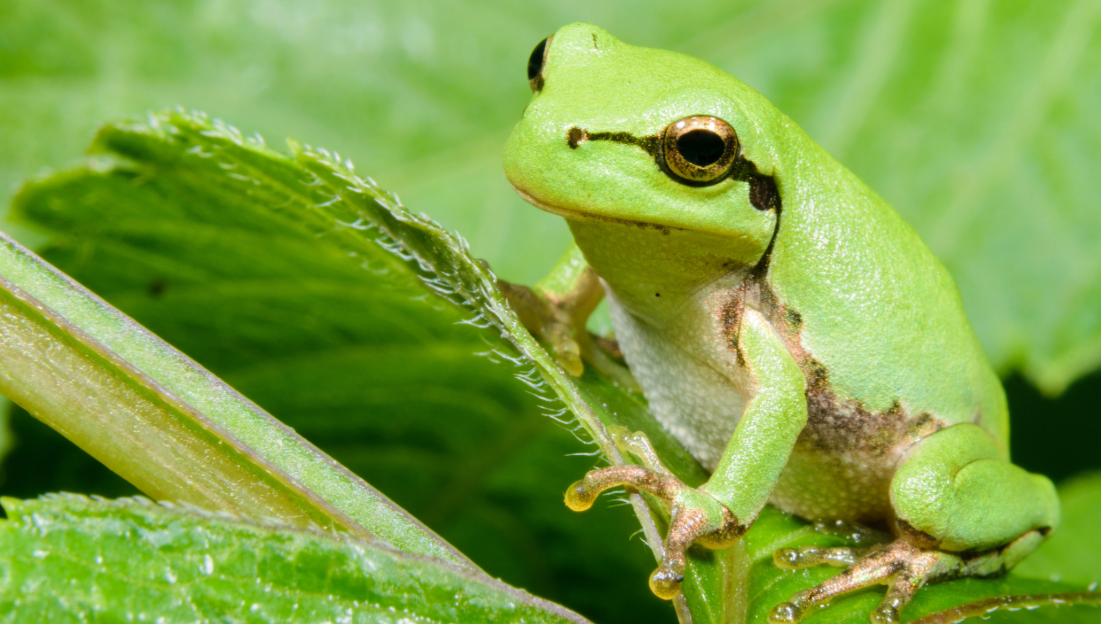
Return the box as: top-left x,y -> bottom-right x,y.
0,495 -> 590,624
9,111 -> 667,622
0,226 -> 469,567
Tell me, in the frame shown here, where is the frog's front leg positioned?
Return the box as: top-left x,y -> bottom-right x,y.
566,309 -> 808,598
769,423 -> 1060,624
499,243 -> 644,384
498,244 -> 603,377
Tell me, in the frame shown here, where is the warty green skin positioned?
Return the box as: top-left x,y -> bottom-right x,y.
504,22 -> 1058,593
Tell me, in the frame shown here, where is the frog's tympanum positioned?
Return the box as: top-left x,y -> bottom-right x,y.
502,24 -> 1059,623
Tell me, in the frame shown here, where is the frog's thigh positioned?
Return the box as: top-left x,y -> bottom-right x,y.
890,423 -> 1059,553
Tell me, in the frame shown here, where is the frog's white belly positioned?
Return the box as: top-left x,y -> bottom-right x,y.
605,290 -> 746,472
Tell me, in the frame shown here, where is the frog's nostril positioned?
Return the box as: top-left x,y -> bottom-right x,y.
567,127 -> 587,149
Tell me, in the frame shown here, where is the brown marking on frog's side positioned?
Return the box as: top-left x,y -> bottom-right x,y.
712,248 -> 946,520
741,277 -> 947,459
802,393 -> 921,458
719,284 -> 748,368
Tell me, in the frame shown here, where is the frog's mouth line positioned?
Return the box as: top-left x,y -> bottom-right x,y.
509,184 -> 694,233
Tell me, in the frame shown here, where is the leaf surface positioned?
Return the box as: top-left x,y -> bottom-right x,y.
0,495 -> 589,624
9,111 -> 667,622
0,203 -> 470,567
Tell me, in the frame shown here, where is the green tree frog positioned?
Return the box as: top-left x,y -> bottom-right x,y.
502,23 -> 1059,624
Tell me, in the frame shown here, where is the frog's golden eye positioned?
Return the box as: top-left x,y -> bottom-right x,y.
661,115 -> 740,185
527,36 -> 551,92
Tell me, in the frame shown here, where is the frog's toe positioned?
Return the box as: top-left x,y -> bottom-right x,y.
649,566 -> 684,600
644,491 -> 745,599
648,499 -> 726,597
773,545 -> 862,570
767,600 -> 802,623
564,465 -> 683,511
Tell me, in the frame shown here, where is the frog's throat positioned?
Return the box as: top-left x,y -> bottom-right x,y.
510,184 -> 698,234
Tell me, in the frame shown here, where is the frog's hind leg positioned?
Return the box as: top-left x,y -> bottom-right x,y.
889,423 -> 1059,555
769,423 -> 1059,624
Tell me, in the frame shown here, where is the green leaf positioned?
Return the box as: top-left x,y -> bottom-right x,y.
0,210 -> 469,566
9,110 -> 668,623
0,495 -> 589,624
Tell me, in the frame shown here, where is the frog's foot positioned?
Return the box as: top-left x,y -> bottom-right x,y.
768,528 -> 1047,623
770,529 -> 1051,624
768,539 -> 958,624
565,464 -> 747,599
498,270 -> 612,378
499,279 -> 583,375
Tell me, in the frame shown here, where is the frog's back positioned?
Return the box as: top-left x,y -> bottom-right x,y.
759,120 -> 1009,520
767,126 -> 1006,437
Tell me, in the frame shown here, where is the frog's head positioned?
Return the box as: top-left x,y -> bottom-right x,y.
504,23 -> 786,267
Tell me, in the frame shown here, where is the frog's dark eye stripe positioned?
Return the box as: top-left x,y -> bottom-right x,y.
527,36 -> 551,93
661,115 -> 739,186
749,176 -> 780,211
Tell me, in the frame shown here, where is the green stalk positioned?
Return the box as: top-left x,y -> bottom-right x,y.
0,232 -> 473,569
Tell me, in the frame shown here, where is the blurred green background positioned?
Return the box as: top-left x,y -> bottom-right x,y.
1,0 -> 1099,622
